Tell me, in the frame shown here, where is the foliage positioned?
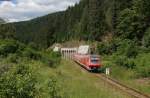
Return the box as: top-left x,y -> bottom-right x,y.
0,24 -> 16,39
143,28 -> 150,48
0,39 -> 61,68
116,8 -> 145,39
97,42 -> 113,55
114,56 -> 136,69
134,53 -> 150,78
0,64 -> 38,98
133,0 -> 150,18
48,76 -> 62,98
22,47 -> 41,60
0,39 -> 40,59
6,53 -> 19,63
41,51 -> 61,68
0,40 -> 20,57
116,39 -> 138,58
0,0 -> 134,47
0,0 -> 149,49
136,66 -> 150,78
0,39 -> 62,97
97,38 -> 138,58
97,39 -> 118,55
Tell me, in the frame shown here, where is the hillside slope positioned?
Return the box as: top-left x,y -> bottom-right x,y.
0,0 -> 150,49
2,0 -> 136,48
37,60 -> 133,98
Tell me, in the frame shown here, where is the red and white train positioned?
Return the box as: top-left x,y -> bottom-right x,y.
73,45 -> 102,71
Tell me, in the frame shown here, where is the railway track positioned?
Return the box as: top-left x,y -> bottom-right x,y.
94,73 -> 150,98
74,61 -> 150,98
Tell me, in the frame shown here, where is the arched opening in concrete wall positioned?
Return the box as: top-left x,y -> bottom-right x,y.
61,48 -> 77,59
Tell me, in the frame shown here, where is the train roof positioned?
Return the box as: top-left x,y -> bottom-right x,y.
78,45 -> 90,55
90,55 -> 99,58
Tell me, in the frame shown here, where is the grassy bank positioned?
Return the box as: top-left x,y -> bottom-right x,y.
102,55 -> 150,95
97,38 -> 150,95
36,59 -> 133,98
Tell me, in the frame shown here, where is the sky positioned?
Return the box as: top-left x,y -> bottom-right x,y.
0,0 -> 80,22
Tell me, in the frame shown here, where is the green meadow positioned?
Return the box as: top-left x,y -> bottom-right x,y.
36,59 -> 133,98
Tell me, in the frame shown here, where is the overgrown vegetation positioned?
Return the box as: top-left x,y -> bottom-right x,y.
0,39 -> 61,67
0,39 -> 61,98
97,38 -> 150,78
0,64 -> 38,98
48,76 -> 63,98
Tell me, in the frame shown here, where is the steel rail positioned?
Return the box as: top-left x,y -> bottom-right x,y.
94,73 -> 150,98
74,61 -> 150,98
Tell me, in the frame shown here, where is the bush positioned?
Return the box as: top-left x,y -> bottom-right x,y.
0,64 -> 38,98
0,40 -> 19,57
0,39 -> 42,61
136,66 -> 150,78
116,39 -> 138,58
22,47 -> 41,60
97,42 -> 109,55
28,42 -> 39,50
115,56 -> 136,69
41,51 -> 61,68
134,53 -> 150,78
97,41 -> 118,55
48,76 -> 62,98
49,52 -> 61,65
6,53 -> 18,63
143,27 -> 150,48
116,8 -> 145,40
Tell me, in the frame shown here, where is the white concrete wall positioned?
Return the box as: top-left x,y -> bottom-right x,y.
61,48 -> 77,59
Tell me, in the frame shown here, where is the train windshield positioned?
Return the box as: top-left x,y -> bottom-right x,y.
91,59 -> 99,64
91,57 -> 99,64
90,55 -> 99,64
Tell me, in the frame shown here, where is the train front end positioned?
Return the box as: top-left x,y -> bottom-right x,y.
88,55 -> 101,71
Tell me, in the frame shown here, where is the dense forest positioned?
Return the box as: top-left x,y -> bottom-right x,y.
0,0 -> 149,48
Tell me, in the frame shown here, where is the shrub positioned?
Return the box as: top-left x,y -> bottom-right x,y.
97,42 -> 109,55
115,56 -> 136,69
97,41 -> 118,55
48,76 -> 62,98
116,8 -> 145,40
16,42 -> 26,55
22,47 -> 41,60
117,39 -> 138,58
143,27 -> 150,48
6,53 -> 18,63
41,51 -> 61,68
50,52 -> 61,65
0,40 -> 19,57
136,66 -> 150,78
134,53 -> 150,78
0,64 -> 38,98
28,42 -> 39,50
